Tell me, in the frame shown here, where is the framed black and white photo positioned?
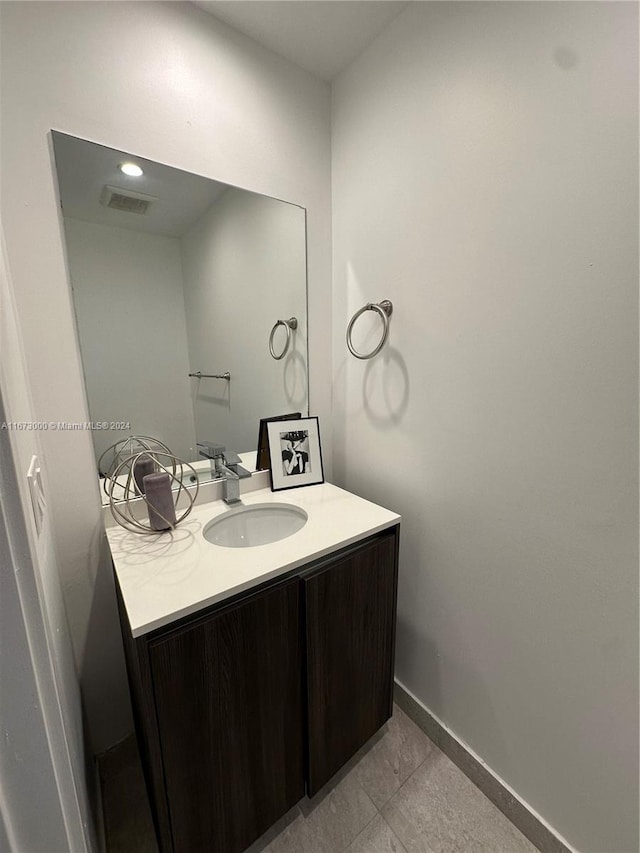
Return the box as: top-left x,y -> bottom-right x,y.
266,416 -> 324,491
255,412 -> 302,471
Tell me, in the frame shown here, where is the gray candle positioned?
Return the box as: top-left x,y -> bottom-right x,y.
143,472 -> 177,531
133,454 -> 155,494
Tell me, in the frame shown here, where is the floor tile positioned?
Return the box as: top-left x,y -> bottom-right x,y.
100,710 -> 540,853
355,705 -> 434,809
382,751 -> 538,853
345,814 -> 409,853
264,766 -> 377,853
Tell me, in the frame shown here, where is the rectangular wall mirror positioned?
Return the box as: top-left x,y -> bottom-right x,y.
51,131 -> 308,498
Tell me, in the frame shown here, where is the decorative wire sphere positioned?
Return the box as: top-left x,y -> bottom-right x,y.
99,435 -> 174,500
107,450 -> 199,534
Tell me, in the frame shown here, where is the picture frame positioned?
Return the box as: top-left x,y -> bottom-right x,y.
266,416 -> 324,492
255,412 -> 302,471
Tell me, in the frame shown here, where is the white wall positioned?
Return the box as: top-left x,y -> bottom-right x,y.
0,411 -> 76,853
0,0 -> 331,753
0,226 -> 92,850
64,218 -> 197,463
181,187 -> 308,453
332,3 -> 638,852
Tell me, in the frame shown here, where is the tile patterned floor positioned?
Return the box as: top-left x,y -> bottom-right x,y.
99,705 -> 539,853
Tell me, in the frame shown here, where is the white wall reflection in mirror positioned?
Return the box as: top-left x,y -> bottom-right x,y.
51,131 -> 308,488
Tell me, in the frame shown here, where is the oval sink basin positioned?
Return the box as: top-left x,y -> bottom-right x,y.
203,502 -> 308,548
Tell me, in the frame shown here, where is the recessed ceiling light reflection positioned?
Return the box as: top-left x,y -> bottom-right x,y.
119,162 -> 143,177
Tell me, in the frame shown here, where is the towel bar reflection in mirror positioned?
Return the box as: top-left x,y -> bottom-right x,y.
188,372 -> 231,380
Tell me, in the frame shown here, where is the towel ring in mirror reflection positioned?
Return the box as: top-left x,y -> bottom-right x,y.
269,317 -> 298,360
346,300 -> 393,359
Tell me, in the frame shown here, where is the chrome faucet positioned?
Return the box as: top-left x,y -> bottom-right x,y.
197,443 -> 251,504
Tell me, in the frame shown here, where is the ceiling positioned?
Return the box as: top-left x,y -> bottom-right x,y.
193,1 -> 409,81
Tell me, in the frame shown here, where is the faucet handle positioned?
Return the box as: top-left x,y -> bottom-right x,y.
219,449 -> 251,479
197,441 -> 225,459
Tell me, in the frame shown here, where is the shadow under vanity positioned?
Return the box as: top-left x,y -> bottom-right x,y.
108,482 -> 400,853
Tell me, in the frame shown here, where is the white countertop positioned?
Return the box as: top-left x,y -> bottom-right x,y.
107,482 -> 400,637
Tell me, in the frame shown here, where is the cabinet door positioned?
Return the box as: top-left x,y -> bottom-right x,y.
149,578 -> 304,853
303,530 -> 399,795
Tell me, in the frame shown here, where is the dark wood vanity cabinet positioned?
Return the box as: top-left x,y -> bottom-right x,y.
116,525 -> 399,853
303,531 -> 399,795
148,578 -> 304,853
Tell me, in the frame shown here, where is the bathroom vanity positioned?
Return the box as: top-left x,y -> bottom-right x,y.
109,482 -> 400,853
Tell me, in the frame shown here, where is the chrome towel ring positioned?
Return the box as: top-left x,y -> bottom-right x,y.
346,300 -> 393,359
269,317 -> 298,360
